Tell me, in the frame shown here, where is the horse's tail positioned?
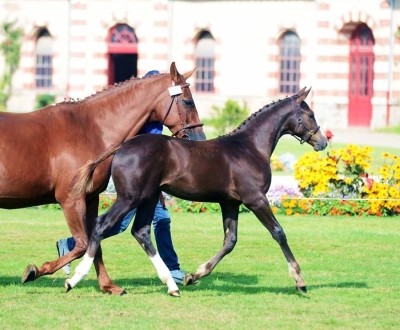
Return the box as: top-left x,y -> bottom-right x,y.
71,143 -> 122,196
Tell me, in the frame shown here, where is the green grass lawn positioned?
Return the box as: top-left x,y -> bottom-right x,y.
376,125 -> 400,135
0,208 -> 399,329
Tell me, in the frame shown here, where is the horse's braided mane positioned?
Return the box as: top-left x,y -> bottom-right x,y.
57,73 -> 166,105
219,97 -> 289,137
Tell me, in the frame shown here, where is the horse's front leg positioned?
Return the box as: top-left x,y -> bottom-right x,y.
246,195 -> 307,293
133,198 -> 180,297
184,204 -> 239,286
65,198 -> 132,292
21,195 -> 88,283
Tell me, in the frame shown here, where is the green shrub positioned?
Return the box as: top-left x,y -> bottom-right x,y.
209,99 -> 249,135
35,93 -> 55,109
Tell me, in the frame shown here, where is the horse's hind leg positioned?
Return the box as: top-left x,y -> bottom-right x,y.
246,196 -> 306,293
184,204 -> 239,286
132,196 -> 180,297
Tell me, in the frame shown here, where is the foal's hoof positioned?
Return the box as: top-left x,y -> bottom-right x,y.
297,285 -> 307,293
120,290 -> 127,296
21,264 -> 38,283
168,290 -> 181,297
65,280 -> 72,293
183,274 -> 194,286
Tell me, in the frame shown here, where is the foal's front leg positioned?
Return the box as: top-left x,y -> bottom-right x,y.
184,204 -> 239,286
246,196 -> 307,292
65,198 -> 133,292
133,199 -> 180,297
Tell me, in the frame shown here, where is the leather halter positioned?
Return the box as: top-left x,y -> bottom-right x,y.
290,96 -> 320,144
161,83 -> 204,139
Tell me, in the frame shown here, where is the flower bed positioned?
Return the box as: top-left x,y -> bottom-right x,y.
273,144 -> 400,217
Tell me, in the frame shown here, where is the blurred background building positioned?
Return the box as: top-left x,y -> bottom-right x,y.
0,0 -> 399,129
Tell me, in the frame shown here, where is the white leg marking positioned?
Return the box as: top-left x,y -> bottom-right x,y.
66,254 -> 94,288
195,261 -> 210,277
288,262 -> 302,281
150,253 -> 179,294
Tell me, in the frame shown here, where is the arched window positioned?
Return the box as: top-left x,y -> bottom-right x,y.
108,24 -> 138,53
195,31 -> 215,92
35,29 -> 53,88
279,31 -> 300,94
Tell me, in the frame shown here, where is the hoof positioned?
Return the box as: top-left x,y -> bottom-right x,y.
168,290 -> 181,297
21,264 -> 37,283
183,274 -> 193,286
65,280 -> 72,293
297,285 -> 307,293
120,290 -> 127,296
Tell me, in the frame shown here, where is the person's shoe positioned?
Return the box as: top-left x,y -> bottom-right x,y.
170,269 -> 186,285
56,239 -> 71,275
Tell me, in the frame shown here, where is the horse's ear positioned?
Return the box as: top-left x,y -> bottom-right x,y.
296,86 -> 311,103
170,62 -> 180,85
182,67 -> 196,80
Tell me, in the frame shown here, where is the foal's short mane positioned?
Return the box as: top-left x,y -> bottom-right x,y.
220,97 -> 289,137
58,73 -> 165,105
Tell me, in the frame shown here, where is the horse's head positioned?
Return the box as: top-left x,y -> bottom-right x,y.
153,62 -> 206,141
289,87 -> 327,151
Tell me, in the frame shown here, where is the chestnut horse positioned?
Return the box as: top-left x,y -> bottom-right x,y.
1,62 -> 205,295
68,87 -> 327,296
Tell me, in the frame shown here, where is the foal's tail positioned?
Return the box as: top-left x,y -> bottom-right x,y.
71,143 -> 122,196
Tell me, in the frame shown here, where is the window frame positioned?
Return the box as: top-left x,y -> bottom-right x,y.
35,29 -> 53,89
279,31 -> 301,94
195,32 -> 215,93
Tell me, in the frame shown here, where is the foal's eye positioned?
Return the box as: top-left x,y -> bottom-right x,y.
308,114 -> 315,119
181,99 -> 195,107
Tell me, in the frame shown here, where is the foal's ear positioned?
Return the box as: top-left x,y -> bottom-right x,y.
170,62 -> 180,85
295,87 -> 312,103
182,67 -> 196,80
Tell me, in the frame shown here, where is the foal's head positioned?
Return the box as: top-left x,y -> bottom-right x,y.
288,87 -> 327,151
151,62 -> 206,141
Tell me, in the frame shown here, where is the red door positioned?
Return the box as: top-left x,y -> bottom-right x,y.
107,24 -> 138,85
348,24 -> 374,127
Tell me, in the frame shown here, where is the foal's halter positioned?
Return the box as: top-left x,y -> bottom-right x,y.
161,83 -> 204,139
290,96 -> 320,144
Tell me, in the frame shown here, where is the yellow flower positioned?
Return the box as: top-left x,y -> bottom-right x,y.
285,209 -> 293,216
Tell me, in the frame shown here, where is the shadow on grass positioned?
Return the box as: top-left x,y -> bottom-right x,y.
0,272 -> 368,297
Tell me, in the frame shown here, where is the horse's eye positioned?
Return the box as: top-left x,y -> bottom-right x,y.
308,114 -> 314,119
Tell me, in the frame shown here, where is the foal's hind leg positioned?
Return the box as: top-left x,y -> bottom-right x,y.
132,196 -> 180,297
246,196 -> 306,292
86,197 -> 127,295
65,197 -> 135,292
184,204 -> 239,286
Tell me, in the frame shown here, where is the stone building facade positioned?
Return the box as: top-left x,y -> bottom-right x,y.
0,0 -> 399,129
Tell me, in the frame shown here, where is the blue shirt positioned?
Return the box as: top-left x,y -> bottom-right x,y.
139,121 -> 163,135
